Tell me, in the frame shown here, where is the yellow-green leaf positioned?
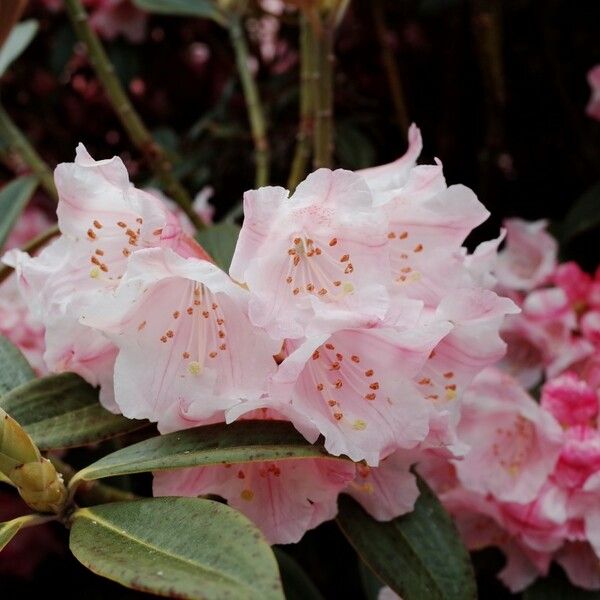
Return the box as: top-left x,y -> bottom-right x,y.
0,514 -> 45,551
70,498 -> 284,600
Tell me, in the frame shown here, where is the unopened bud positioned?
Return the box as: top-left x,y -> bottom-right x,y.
0,409 -> 67,513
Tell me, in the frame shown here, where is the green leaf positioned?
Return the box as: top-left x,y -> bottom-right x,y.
0,514 -> 40,551
131,0 -> 227,25
0,373 -> 146,451
0,175 -> 38,249
195,222 -> 241,272
559,180 -> 600,243
274,548 -> 325,600
0,335 -> 35,396
336,477 -> 477,600
70,498 -> 284,600
523,565 -> 600,599
71,420 -> 339,486
0,20 -> 38,77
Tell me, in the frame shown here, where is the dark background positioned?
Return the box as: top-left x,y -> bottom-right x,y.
1,0 -> 599,597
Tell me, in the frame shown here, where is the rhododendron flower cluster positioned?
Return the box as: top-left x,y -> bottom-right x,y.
423,367 -> 600,592
3,126 -> 518,544
418,221 -> 600,592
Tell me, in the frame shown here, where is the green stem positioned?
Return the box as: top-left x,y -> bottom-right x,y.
0,104 -> 58,202
228,15 -> 270,187
0,224 -> 59,285
62,0 -> 203,230
287,12 -> 315,191
51,457 -> 138,507
313,19 -> 334,169
372,0 -> 409,134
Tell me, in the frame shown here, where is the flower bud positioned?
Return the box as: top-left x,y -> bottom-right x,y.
0,409 -> 67,514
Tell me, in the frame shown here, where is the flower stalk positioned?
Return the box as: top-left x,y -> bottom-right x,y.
228,14 -> 270,187
62,0 -> 204,230
288,12 -> 316,191
0,104 -> 58,202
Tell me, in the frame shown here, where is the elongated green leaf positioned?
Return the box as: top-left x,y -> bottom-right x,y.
72,420 -> 337,486
523,565 -> 600,599
559,180 -> 600,243
0,372 -> 145,450
274,548 -> 325,600
196,222 -> 241,272
0,514 -> 40,551
336,478 -> 477,600
0,175 -> 38,249
0,19 -> 38,77
131,0 -> 226,25
70,498 -> 284,600
0,335 -> 35,396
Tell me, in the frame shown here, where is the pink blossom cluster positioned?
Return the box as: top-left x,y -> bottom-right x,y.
418,222 -> 600,592
496,219 -> 600,389
422,368 -> 600,592
4,126 -> 517,544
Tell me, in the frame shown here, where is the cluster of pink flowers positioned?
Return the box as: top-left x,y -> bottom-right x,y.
4,126 -> 517,543
419,220 -> 600,592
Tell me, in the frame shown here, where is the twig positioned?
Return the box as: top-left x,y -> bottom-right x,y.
228,15 -> 270,187
312,14 -> 334,169
62,0 -> 204,230
287,12 -> 315,191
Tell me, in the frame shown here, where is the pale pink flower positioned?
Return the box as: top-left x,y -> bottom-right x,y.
346,451 -> 420,520
154,454 -> 355,544
230,170 -> 392,339
0,276 -> 47,374
556,542 -> 600,590
495,219 -> 558,292
81,247 -> 280,431
3,145 -> 201,410
154,407 -> 355,543
0,206 -> 53,373
453,369 -> 563,504
231,125 -> 517,466
230,315 -> 452,465
586,65 -> 600,122
499,288 -> 594,387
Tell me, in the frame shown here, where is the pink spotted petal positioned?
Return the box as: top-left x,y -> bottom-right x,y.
346,451 -> 420,520
81,248 -> 279,430
153,456 -> 355,544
